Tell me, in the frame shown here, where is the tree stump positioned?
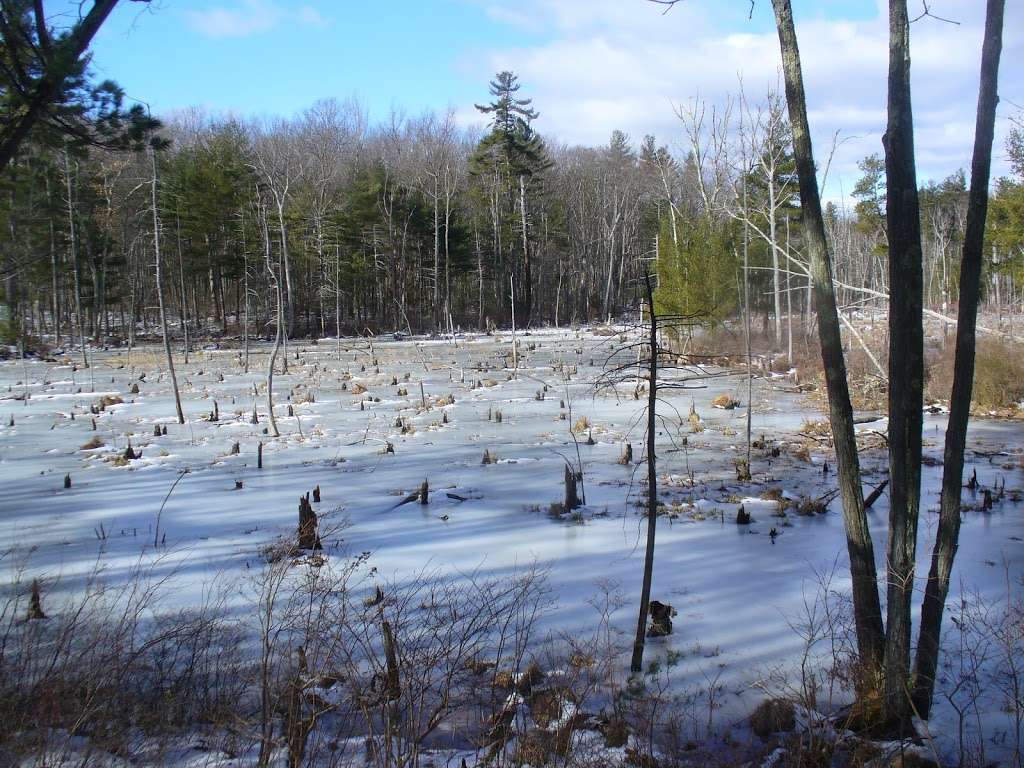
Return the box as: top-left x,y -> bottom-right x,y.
63,473 -> 71,489
736,504 -> 751,525
153,424 -> 161,437
618,444 -> 633,465
257,441 -> 263,469
646,600 -> 675,637
381,619 -> 401,701
230,441 -> 240,455
124,441 -> 138,461
419,479 -> 429,505
297,493 -> 322,551
564,464 -> 581,510
312,485 -> 321,503
27,579 -> 46,620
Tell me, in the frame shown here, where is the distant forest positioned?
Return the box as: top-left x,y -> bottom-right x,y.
2,61 -> 1023,348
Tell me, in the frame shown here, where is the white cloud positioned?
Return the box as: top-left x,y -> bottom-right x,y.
186,0 -> 329,39
297,5 -> 328,28
460,0 -> 1024,198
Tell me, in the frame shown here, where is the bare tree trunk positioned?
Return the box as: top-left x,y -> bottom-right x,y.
46,175 -> 61,345
882,0 -> 926,726
631,273 -> 659,674
262,205 -> 282,438
62,150 -> 88,370
175,212 -> 190,364
771,0 -> 885,671
150,146 -> 185,425
518,174 -> 532,326
912,0 -> 1005,718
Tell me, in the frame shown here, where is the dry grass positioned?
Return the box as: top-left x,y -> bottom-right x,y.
927,337 -> 1024,414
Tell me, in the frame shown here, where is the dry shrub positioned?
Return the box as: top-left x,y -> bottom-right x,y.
749,697 -> 796,740
711,394 -> 739,409
927,337 -> 1024,412
350,382 -> 367,395
80,436 -> 104,450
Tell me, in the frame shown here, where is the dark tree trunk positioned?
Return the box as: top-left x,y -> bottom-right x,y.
912,0 -> 1005,719
771,0 -> 885,672
631,273 -> 659,674
882,0 -> 926,725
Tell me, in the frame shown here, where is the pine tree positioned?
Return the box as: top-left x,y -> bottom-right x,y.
471,71 -> 551,326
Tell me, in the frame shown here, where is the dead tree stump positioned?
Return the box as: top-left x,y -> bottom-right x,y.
297,493 -> 322,551
63,473 -> 71,489
564,464 -> 581,510
382,620 -> 401,701
646,600 -> 675,637
27,579 -> 46,620
618,444 -> 633,465
258,441 -> 263,469
419,479 -> 429,505
312,485 -> 320,503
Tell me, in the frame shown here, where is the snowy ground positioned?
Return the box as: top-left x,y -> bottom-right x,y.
1,327 -> 1022,765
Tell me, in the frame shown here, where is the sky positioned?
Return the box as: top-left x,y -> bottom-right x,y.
76,0 -> 1024,203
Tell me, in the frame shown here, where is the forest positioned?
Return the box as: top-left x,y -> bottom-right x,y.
1,71 -> 1021,352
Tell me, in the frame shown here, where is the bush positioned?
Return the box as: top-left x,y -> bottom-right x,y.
927,337 -> 1024,411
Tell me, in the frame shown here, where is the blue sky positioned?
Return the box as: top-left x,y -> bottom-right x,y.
80,0 -> 1023,199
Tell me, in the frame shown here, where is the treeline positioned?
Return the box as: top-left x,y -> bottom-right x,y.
0,72 -> 1022,349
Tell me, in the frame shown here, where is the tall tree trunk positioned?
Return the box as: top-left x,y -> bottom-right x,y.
882,0 -> 926,726
630,273 -> 659,674
771,0 -> 885,671
518,174 -> 532,326
150,147 -> 185,424
62,150 -> 88,369
912,0 -> 1005,719
46,175 -> 61,345
175,212 -> 190,364
262,205 -> 282,438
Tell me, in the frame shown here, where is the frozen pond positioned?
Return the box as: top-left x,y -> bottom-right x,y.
1,327 -> 1022,763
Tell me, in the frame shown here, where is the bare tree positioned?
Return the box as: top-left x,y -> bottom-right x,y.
150,144 -> 185,424
913,0 -> 1006,718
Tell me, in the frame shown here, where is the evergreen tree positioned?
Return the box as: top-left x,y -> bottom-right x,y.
471,71 -> 550,326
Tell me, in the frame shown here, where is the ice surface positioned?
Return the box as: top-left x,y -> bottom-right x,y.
1,328 -> 1021,764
